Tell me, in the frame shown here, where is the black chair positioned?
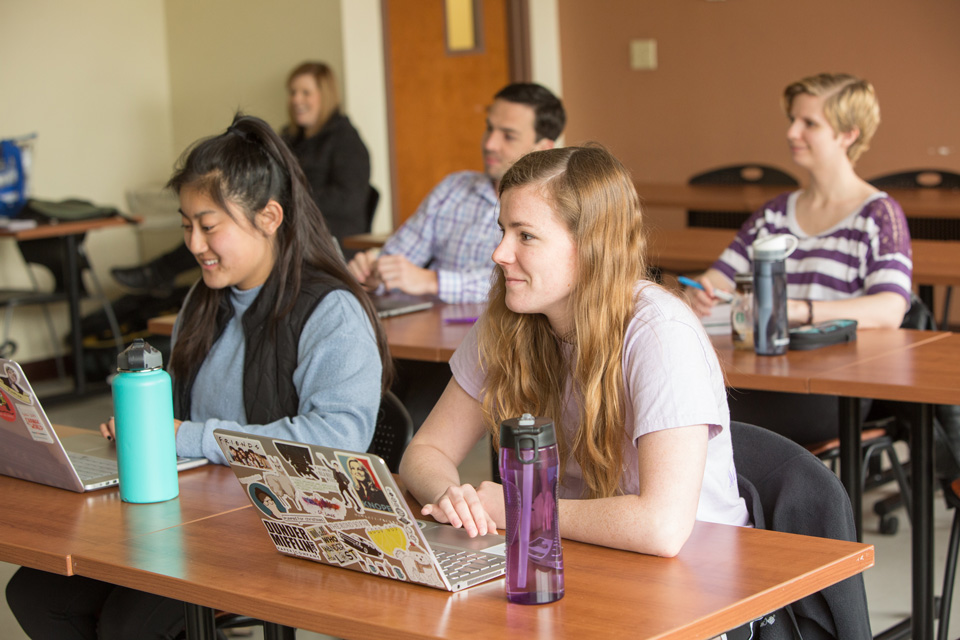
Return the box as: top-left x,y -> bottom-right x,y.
731,421 -> 872,639
367,389 -> 415,472
869,169 -> 960,328
0,235 -> 123,376
936,477 -> 960,640
688,164 -> 799,229
364,186 -> 380,233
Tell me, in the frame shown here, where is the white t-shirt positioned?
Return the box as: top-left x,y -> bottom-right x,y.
450,282 -> 750,528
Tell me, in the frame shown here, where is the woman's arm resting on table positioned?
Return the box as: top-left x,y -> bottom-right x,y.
559,424 -> 708,557
788,291 -> 909,329
398,377 -> 497,536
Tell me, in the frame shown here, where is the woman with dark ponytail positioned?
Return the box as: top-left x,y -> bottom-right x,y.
5,113 -> 392,639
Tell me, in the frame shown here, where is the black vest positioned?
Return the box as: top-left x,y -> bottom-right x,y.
173,267 -> 343,424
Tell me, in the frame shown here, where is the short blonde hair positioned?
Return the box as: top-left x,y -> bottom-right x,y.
783,73 -> 880,163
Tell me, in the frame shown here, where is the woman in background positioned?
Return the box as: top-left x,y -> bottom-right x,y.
110,61 -> 373,291
282,61 -> 373,258
682,73 -> 912,444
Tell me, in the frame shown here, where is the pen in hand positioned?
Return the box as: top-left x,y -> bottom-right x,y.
678,276 -> 734,303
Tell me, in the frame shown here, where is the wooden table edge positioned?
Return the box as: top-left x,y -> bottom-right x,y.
69,527 -> 874,640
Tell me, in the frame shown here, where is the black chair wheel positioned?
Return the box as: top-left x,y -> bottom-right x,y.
878,514 -> 899,536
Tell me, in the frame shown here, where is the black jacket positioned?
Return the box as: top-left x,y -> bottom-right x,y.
173,267 -> 344,424
283,112 -> 372,249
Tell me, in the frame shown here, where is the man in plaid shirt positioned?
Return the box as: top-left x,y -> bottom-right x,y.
348,83 -> 566,303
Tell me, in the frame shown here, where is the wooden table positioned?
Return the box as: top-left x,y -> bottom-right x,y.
341,227 -> 960,291
70,472 -> 874,640
380,302 -> 483,362
145,303 -> 955,637
0,216 -> 138,397
0,426 -> 250,576
149,303 -> 485,364
808,334 -> 960,639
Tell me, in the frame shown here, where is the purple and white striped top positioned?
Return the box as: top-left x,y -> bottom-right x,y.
382,171 -> 499,303
711,191 -> 913,304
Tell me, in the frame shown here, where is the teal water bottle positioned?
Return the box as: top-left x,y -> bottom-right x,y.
112,339 -> 179,503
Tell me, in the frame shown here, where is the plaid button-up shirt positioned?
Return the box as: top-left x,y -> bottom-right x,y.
382,171 -> 500,303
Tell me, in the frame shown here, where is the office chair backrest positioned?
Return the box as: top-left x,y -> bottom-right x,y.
364,186 -> 380,233
868,169 -> 960,191
901,292 -> 937,331
690,164 -> 800,187
367,390 -> 414,473
731,421 -> 872,640
688,164 -> 799,229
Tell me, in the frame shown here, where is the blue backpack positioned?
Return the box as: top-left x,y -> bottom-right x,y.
0,135 -> 35,217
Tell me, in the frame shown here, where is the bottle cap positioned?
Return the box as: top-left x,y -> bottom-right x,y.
734,272 -> 753,284
752,234 -> 799,260
500,414 -> 557,452
116,338 -> 164,372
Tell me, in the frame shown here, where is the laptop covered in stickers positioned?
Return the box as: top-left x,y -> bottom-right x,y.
214,429 -> 506,591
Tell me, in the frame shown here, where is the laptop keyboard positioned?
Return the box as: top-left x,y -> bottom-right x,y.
67,452 -> 118,480
433,548 -> 506,581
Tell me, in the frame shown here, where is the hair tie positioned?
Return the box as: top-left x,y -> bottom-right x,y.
226,124 -> 253,143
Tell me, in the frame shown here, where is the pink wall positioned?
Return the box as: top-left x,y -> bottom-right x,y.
558,0 -> 960,186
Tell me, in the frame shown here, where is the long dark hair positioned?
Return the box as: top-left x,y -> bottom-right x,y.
167,113 -> 393,391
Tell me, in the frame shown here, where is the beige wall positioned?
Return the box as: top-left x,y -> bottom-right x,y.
164,0 -> 343,156
0,0 -> 174,360
341,0 -> 393,234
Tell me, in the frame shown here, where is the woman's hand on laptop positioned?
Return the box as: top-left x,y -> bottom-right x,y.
99,417 -> 116,441
420,481 -> 502,537
99,416 -> 182,441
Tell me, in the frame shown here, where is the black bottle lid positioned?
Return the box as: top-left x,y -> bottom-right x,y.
116,338 -> 164,372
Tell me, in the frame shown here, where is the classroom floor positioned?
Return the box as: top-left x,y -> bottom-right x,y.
0,388 -> 956,639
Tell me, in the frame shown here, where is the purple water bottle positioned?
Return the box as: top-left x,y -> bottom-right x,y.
499,413 -> 564,605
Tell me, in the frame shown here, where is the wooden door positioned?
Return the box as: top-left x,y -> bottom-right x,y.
384,0 -> 520,225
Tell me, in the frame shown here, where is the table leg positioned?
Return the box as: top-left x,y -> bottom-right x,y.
838,397 -> 863,541
911,403 -> 935,640
62,234 -> 85,396
264,621 -> 298,640
183,602 -> 217,640
919,284 -> 935,321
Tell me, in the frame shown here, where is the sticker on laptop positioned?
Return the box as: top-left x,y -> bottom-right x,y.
220,434 -> 273,470
318,455 -> 365,513
249,482 -> 288,519
0,390 -> 16,423
0,363 -> 32,406
366,524 -> 410,558
336,452 -> 394,514
261,519 -> 322,560
20,404 -> 54,443
310,526 -> 359,566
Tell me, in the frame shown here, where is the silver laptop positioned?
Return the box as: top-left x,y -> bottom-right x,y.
214,429 -> 506,591
371,292 -> 434,319
0,358 -> 208,492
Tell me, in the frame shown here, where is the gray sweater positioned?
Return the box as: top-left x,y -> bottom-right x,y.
173,285 -> 382,465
